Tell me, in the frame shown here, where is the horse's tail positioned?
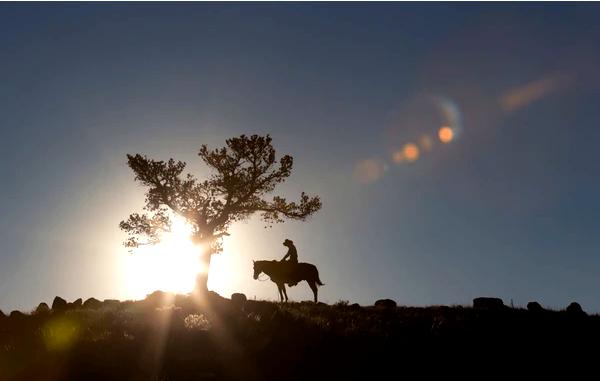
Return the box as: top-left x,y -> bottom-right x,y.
314,267 -> 325,286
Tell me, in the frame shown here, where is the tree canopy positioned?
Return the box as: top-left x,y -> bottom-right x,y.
120,134 -> 322,291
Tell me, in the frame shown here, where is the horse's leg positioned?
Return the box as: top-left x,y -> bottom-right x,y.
306,280 -> 317,303
282,284 -> 288,302
308,281 -> 318,303
276,283 -> 283,302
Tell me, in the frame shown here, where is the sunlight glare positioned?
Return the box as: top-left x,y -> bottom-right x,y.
124,217 -> 202,300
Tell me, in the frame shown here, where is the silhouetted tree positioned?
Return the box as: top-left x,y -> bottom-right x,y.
120,135 -> 322,294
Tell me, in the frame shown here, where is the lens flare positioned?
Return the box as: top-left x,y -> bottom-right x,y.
43,318 -> 80,351
354,158 -> 385,183
403,143 -> 420,162
419,135 -> 433,152
436,96 -> 463,140
438,126 -> 454,143
392,150 -> 405,164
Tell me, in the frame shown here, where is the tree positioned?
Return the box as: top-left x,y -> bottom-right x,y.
119,134 -> 322,294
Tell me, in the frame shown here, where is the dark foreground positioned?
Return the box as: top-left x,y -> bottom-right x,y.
1,293 -> 598,380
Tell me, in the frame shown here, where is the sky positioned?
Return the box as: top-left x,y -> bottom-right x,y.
2,3 -> 600,312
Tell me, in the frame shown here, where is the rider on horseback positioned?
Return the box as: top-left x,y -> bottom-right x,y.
281,239 -> 299,286
281,239 -> 298,264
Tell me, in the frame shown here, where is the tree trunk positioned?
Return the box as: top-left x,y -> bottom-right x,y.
194,250 -> 212,295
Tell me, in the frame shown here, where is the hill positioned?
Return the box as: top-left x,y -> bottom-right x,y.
1,292 -> 597,380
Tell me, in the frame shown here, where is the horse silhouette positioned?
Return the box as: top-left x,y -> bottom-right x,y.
253,260 -> 324,302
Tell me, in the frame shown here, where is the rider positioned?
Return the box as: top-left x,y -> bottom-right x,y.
281,239 -> 298,264
281,239 -> 299,286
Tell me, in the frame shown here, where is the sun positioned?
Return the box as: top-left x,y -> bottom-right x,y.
123,216 -> 205,300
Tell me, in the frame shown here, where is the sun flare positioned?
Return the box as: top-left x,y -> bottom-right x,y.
123,217 -> 205,300
438,126 -> 454,143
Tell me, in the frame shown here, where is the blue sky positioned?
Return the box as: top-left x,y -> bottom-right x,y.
2,3 -> 600,312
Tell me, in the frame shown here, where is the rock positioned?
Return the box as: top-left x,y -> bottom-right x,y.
436,305 -> 452,314
146,290 -> 170,300
174,294 -> 190,307
350,303 -> 361,310
145,291 -> 174,307
35,303 -> 50,314
208,291 -> 227,304
566,302 -> 586,316
231,293 -> 247,310
473,297 -> 505,310
0,310 -> 5,318
83,297 -> 102,309
527,301 -> 544,313
71,298 -> 83,308
10,310 -> 26,318
52,296 -> 68,310
375,299 -> 397,308
102,299 -> 121,309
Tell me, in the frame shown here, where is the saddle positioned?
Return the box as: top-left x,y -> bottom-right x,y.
279,261 -> 302,286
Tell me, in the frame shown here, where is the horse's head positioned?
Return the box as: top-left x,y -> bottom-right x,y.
253,260 -> 262,280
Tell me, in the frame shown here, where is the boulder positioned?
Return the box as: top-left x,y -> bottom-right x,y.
146,290 -> 170,300
174,294 -> 190,308
103,299 -> 121,309
208,291 -> 227,304
83,297 -> 102,309
34,302 -> 50,314
145,291 -> 174,307
71,298 -> 83,308
473,297 -> 505,310
231,293 -> 247,310
527,301 -> 544,313
566,302 -> 586,316
350,303 -> 361,310
52,296 -> 68,310
10,310 -> 26,318
374,299 -> 397,308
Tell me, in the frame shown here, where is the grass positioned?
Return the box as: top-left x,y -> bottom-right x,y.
1,292 -> 598,380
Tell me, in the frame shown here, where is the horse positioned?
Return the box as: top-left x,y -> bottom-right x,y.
253,260 -> 324,303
